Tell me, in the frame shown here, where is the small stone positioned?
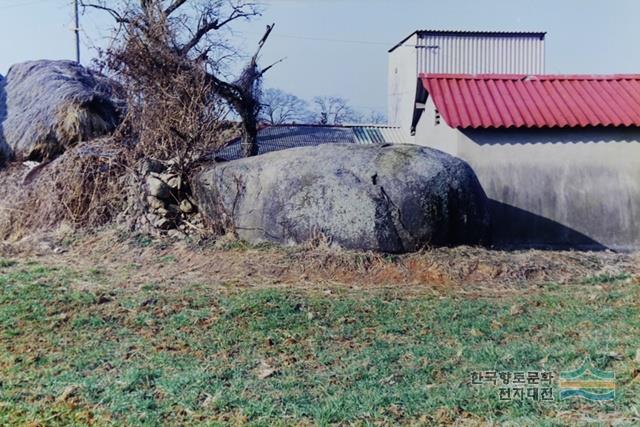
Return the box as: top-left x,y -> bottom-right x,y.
180,199 -> 194,214
140,159 -> 164,175
509,304 -> 524,316
167,230 -> 185,239
153,217 -> 172,230
167,175 -> 182,190
56,385 -> 78,403
257,361 -> 278,379
201,393 -> 218,409
469,328 -> 484,337
146,175 -> 171,199
146,196 -> 165,210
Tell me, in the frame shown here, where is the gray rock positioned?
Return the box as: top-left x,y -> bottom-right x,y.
140,158 -> 165,176
146,175 -> 171,199
0,73 -> 8,161
180,199 -> 194,214
167,229 -> 186,239
166,175 -> 182,190
0,60 -> 122,161
150,215 -> 172,230
146,195 -> 165,210
194,144 -> 490,253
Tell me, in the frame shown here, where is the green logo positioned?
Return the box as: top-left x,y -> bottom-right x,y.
559,357 -> 615,401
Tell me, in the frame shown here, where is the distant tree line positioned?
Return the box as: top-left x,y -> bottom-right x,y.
259,88 -> 386,126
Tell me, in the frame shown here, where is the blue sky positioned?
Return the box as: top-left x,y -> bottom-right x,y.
1,0 -> 639,115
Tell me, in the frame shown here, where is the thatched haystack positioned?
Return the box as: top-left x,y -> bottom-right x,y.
0,60 -> 122,162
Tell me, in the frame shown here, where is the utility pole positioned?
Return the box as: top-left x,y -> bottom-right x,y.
74,0 -> 80,64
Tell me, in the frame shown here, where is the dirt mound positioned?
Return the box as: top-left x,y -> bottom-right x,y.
0,140 -> 128,239
0,228 -> 636,295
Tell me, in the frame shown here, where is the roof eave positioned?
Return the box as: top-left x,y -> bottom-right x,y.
454,123 -> 640,130
414,29 -> 546,39
388,30 -> 418,53
390,30 -> 547,53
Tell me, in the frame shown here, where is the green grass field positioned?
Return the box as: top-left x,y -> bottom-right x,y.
0,257 -> 639,426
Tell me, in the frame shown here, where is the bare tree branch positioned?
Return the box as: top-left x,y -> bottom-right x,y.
258,57 -> 285,77
178,5 -> 258,55
164,0 -> 188,16
258,23 -> 274,48
80,1 -> 130,23
179,19 -> 221,55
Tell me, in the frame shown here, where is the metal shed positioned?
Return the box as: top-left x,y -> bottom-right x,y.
388,30 -> 546,133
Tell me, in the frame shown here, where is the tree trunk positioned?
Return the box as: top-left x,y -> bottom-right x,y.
240,114 -> 259,157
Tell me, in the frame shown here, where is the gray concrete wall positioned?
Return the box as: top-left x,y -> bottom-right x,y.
415,105 -> 640,251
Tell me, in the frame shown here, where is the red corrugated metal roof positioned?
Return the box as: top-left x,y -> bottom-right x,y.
419,73 -> 640,129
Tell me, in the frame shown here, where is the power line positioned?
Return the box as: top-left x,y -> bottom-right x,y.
272,33 -> 390,46
237,30 -> 392,47
0,0 -> 53,10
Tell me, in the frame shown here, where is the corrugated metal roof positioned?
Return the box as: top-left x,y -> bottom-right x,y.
416,30 -> 546,36
351,125 -> 411,144
420,73 -> 640,129
389,30 -> 546,52
214,125 -> 409,161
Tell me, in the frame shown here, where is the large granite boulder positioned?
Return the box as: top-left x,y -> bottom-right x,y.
0,73 -> 7,161
0,60 -> 121,162
195,143 -> 490,253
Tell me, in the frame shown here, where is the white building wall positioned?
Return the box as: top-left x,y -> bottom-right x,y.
414,96 -> 459,154
388,34 -> 418,132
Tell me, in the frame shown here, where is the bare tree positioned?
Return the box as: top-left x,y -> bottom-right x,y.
312,96 -> 359,125
82,0 -> 278,158
339,109 -> 387,125
259,88 -> 312,125
365,110 -> 387,125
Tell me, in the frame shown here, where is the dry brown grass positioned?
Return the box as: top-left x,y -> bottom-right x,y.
0,139 -> 129,239
1,227 -> 637,298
